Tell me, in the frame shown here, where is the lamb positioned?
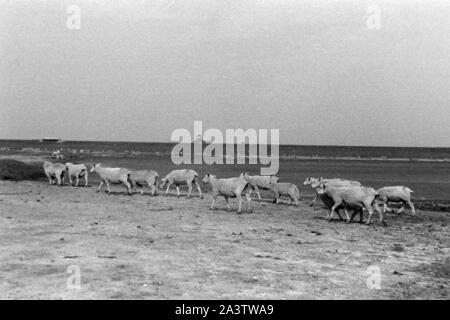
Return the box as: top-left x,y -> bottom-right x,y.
90,163 -> 132,195
202,172 -> 252,213
316,184 -> 383,225
129,170 -> 159,195
303,177 -> 362,206
160,169 -> 203,198
247,175 -> 280,200
269,182 -> 301,206
376,186 -> 416,215
43,161 -> 66,186
65,162 -> 88,187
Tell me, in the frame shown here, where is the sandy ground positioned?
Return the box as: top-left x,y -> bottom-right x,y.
0,180 -> 448,300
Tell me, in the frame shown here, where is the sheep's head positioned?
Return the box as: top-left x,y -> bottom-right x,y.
90,163 -> 101,173
159,178 -> 168,189
240,172 -> 250,181
306,177 -> 321,186
202,173 -> 211,184
270,175 -> 280,184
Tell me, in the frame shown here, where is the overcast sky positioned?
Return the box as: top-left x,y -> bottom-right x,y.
1,0 -> 449,146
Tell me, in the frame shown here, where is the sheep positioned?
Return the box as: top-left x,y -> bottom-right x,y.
313,190 -> 363,223
202,172 -> 252,213
160,169 -> 203,198
268,182 -> 301,206
376,186 -> 416,215
129,170 -> 159,195
303,177 -> 362,207
43,161 -> 66,186
90,163 -> 132,195
65,162 -> 88,187
316,184 -> 383,225
247,175 -> 280,200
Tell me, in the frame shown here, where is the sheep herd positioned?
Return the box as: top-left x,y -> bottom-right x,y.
43,161 -> 416,226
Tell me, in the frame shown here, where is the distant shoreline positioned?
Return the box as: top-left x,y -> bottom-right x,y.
1,140 -> 450,163
1,139 -> 450,149
1,148 -> 450,163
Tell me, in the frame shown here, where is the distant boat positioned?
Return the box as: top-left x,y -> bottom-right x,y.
39,138 -> 63,143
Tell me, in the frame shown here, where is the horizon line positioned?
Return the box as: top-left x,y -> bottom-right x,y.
0,138 -> 449,149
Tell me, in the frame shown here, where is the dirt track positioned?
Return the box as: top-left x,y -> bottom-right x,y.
0,180 -> 448,299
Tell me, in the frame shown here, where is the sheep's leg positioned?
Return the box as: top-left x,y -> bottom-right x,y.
350,210 -> 358,222
96,181 -> 104,193
344,208 -> 351,223
407,200 -> 416,215
288,192 -> 296,205
365,204 -> 374,225
210,195 -> 217,210
376,204 -> 385,225
153,179 -> 158,195
246,192 -> 252,212
237,195 -> 243,214
193,179 -> 202,198
176,185 -> 180,197
46,174 -> 52,185
75,176 -> 79,187
293,193 -> 299,206
124,180 -> 132,195
253,186 -> 261,200
384,202 -> 393,213
84,173 -> 88,187
359,209 -> 364,223
105,180 -> 111,194
310,193 -> 318,207
272,190 -> 278,203
186,182 -> 193,198
69,175 -> 73,186
274,191 -> 280,204
150,184 -> 157,196
224,196 -> 231,212
165,183 -> 171,196
56,174 -> 62,186
329,202 -> 341,220
140,186 -> 144,195
335,209 -> 344,221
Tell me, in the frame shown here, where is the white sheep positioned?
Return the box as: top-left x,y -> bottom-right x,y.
129,170 -> 159,195
376,186 -> 416,215
43,161 -> 66,186
247,175 -> 280,200
160,169 -> 203,198
269,182 -> 301,206
317,184 -> 383,225
304,177 -> 362,206
202,172 -> 252,213
90,163 -> 132,195
65,162 -> 88,187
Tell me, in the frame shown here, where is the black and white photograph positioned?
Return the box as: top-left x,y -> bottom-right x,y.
0,0 -> 448,303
